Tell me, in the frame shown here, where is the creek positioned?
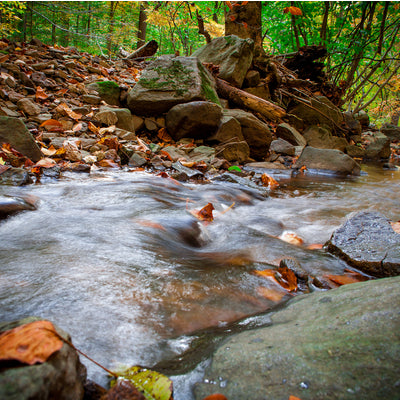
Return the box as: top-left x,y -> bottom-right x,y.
0,164 -> 399,399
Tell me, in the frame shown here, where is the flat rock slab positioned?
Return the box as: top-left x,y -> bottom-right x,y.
325,211 -> 400,277
194,276 -> 400,400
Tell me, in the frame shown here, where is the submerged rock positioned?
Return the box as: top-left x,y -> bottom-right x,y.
194,276 -> 400,400
0,195 -> 38,219
325,211 -> 400,277
0,317 -> 87,400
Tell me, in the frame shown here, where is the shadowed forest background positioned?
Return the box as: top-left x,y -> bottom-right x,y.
1,1 -> 400,126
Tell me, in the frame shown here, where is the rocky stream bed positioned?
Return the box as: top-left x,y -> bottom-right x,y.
0,37 -> 399,400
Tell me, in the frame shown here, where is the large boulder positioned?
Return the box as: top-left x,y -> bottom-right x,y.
293,146 -> 361,175
0,317 -> 87,400
289,96 -> 344,132
363,131 -> 391,160
325,211 -> 400,277
192,35 -> 254,88
127,55 -> 219,116
86,81 -> 120,106
194,276 -> 400,400
215,141 -> 250,163
381,125 -> 400,141
207,115 -> 244,144
224,109 -> 272,160
0,116 -> 42,162
166,101 -> 222,141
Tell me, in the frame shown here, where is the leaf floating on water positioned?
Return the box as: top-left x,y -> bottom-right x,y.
279,231 -> 304,246
202,394 -> 228,400
189,202 -> 215,222
278,266 -> 298,292
256,286 -> 286,302
261,173 -> 279,189
228,165 -> 242,172
0,320 -> 63,365
324,271 -> 369,286
112,365 -> 173,400
391,220 -> 400,234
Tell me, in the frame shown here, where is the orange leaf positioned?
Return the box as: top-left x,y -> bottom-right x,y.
242,21 -> 248,29
56,103 -> 82,121
279,231 -> 304,245
190,202 -> 215,222
41,145 -> 57,156
88,121 -> 100,135
39,119 -> 63,129
97,136 -> 121,150
391,221 -> 400,234
97,159 -> 120,168
202,394 -> 228,400
157,128 -> 173,143
261,173 -> 279,188
34,158 -> 57,168
307,243 -> 324,250
35,86 -> 48,101
278,266 -> 298,292
324,273 -> 368,286
226,1 -> 233,10
0,320 -> 63,365
289,396 -> 302,400
254,269 -> 277,278
229,14 -> 236,21
73,122 -> 83,132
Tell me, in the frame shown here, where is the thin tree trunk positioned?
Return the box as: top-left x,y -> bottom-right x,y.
213,1 -> 219,23
137,2 -> 147,49
196,9 -> 211,43
377,2 -> 389,55
107,2 -> 119,57
320,2 -> 329,43
86,2 -> 91,35
291,1 -> 300,50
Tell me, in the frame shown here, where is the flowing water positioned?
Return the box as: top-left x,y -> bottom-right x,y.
0,164 -> 399,398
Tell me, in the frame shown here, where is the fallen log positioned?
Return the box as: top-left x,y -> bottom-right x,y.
216,78 -> 286,121
127,40 -> 158,60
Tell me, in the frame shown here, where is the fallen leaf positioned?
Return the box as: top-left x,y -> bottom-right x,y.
261,173 -> 279,188
278,266 -> 298,292
112,365 -> 173,400
73,122 -> 83,132
56,102 -> 82,121
0,320 -> 63,365
88,121 -> 100,135
157,128 -> 173,143
136,219 -> 166,231
41,145 -> 57,156
279,231 -> 304,245
307,243 -> 324,250
391,221 -> 400,234
97,159 -> 120,168
189,202 -> 215,222
35,86 -> 48,101
202,394 -> 228,400
324,272 -> 368,286
34,158 -> 57,168
40,119 -> 63,132
289,396 -> 302,400
0,164 -> 10,174
97,136 -> 120,150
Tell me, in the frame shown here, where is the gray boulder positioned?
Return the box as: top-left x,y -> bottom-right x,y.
207,115 -> 244,144
224,109 -> 272,160
216,141 -> 250,163
0,116 -> 42,162
276,122 -> 306,147
325,211 -> 400,277
354,110 -> 370,129
127,55 -> 219,116
363,131 -> 391,160
293,146 -> 361,175
166,101 -> 222,141
289,96 -> 344,132
343,111 -> 362,136
0,317 -> 87,400
193,35 -> 254,88
194,276 -> 400,400
86,81 -> 120,106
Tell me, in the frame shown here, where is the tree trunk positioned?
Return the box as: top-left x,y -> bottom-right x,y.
216,78 -> 286,121
225,1 -> 265,59
107,2 -> 119,57
137,2 -> 147,49
320,2 -> 329,43
127,39 -> 158,60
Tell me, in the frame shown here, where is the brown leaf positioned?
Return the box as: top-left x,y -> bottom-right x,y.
35,86 -> 48,101
279,231 -> 304,245
189,202 -> 215,222
97,136 -> 121,151
34,158 -> 57,168
41,145 -> 57,156
40,119 -> 64,132
88,121 -> 100,135
56,103 -> 82,121
0,320 -> 63,365
157,128 -> 173,143
261,173 -> 279,188
324,272 -> 368,286
278,266 -> 298,292
391,221 -> 400,234
97,159 -> 120,168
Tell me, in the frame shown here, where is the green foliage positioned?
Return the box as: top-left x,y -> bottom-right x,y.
112,366 -> 173,400
0,1 -> 25,37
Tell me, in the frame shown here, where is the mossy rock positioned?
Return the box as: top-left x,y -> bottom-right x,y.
86,80 -> 121,106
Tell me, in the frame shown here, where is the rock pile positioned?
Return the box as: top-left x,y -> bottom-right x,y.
0,36 -> 398,189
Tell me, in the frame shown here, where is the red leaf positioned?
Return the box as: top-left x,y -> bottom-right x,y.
189,202 -> 215,222
242,21 -> 248,29
229,14 -> 236,21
